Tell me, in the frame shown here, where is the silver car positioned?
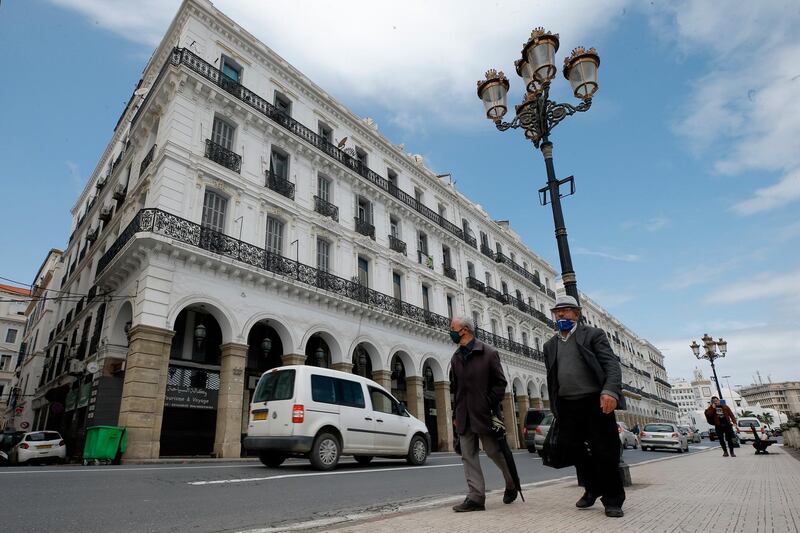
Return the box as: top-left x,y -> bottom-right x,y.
678,425 -> 701,444
618,422 -> 638,449
640,423 -> 689,453
533,413 -> 554,453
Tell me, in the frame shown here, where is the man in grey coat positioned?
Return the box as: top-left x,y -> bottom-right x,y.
449,316 -> 517,512
543,295 -> 626,518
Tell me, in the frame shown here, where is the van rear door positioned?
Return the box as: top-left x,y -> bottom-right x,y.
249,369 -> 296,437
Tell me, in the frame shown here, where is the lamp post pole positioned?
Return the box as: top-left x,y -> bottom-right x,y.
477,31 -> 598,305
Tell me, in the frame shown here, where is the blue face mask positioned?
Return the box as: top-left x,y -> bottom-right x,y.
556,318 -> 575,332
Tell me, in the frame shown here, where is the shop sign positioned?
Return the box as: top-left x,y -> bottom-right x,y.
65,390 -> 78,412
77,383 -> 92,408
164,385 -> 218,410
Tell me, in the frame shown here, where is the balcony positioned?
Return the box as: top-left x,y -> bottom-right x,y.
466,276 -> 486,293
464,233 -> 477,249
266,171 -> 295,200
354,217 -> 375,240
443,264 -> 456,281
417,251 -> 434,269
546,288 -> 556,298
480,244 -> 495,260
113,184 -> 127,203
204,139 -> 241,173
313,195 -> 338,221
140,143 -> 156,176
388,235 -> 407,255
486,286 -> 504,303
99,206 -> 113,223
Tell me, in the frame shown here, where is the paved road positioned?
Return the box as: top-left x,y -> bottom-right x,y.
0,444 -> 717,533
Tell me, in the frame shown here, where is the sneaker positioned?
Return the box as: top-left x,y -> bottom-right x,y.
722,451 -> 729,457
605,506 -> 624,518
452,498 -> 485,512
576,491 -> 598,509
503,489 -> 518,504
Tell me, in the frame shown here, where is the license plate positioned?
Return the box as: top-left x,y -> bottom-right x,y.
253,411 -> 268,421
651,435 -> 663,438
38,444 -> 53,449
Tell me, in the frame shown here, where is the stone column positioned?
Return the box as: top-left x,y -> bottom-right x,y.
502,392 -> 521,449
530,397 -> 543,410
542,398 -> 551,409
372,370 -> 392,390
331,362 -> 353,373
434,381 -> 454,452
516,394 -> 530,448
118,325 -> 174,460
281,353 -> 306,366
405,376 -> 425,422
214,343 -> 248,458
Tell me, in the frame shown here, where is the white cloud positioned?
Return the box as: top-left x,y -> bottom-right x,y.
658,0 -> 800,215
49,0 -> 631,129
705,266 -> 800,304
574,247 -> 641,262
65,160 -> 84,192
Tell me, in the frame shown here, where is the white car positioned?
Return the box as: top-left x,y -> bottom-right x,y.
735,417 -> 767,443
244,365 -> 431,470
618,422 -> 638,449
10,431 -> 67,465
640,423 -> 689,453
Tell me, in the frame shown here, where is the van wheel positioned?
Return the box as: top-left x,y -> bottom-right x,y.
354,455 -> 373,465
310,432 -> 340,471
406,435 -> 428,466
259,452 -> 286,468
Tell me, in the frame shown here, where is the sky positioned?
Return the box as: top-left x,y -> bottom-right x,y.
1,0 -> 799,389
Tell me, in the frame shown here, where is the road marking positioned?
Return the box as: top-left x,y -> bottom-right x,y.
188,462 -> 463,486
0,464 -> 263,475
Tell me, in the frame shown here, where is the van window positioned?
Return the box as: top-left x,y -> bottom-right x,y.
369,387 -> 403,416
311,375 -> 365,408
254,369 -> 295,402
737,419 -> 760,428
524,410 -> 548,426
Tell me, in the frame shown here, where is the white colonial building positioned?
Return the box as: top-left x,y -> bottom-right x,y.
0,283 -> 30,428
28,0 -> 672,459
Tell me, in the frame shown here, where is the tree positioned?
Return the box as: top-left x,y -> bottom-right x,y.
741,410 -> 756,418
757,412 -> 774,429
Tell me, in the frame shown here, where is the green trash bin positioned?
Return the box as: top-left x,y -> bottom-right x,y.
82,426 -> 127,465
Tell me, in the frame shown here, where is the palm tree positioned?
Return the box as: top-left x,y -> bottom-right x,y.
757,412 -> 774,429
741,410 -> 756,418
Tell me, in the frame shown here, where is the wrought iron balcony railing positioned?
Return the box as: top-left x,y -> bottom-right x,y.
205,139 -> 241,174
313,195 -> 338,221
140,143 -> 157,176
354,217 -> 375,240
96,208 -> 545,363
486,286 -> 504,303
464,233 -> 477,249
153,48 -> 470,243
480,244 -> 495,260
546,288 -> 556,299
388,235 -> 407,255
466,276 -> 486,293
443,264 -> 456,281
266,171 -> 295,200
495,252 -> 543,288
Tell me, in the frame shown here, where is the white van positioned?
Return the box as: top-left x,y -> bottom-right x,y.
735,417 -> 766,443
244,365 -> 431,470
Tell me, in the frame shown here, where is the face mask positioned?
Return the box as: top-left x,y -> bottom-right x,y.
556,318 -> 575,332
449,330 -> 462,344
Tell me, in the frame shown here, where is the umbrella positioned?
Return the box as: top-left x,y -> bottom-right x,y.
490,411 -> 525,502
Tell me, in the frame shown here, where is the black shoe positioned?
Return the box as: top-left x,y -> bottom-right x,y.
452,498 -> 485,512
576,491 -> 598,509
503,488 -> 518,504
605,506 -> 624,518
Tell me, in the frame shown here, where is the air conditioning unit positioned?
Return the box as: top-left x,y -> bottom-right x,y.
69,359 -> 85,374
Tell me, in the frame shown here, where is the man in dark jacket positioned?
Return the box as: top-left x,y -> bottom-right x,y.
704,396 -> 737,457
449,315 -> 516,512
543,295 -> 626,518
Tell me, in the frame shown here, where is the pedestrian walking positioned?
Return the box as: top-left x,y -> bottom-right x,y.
631,423 -> 640,436
449,316 -> 518,512
704,396 -> 737,457
542,295 -> 626,518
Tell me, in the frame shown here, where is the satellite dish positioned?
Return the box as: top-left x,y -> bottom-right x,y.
337,136 -> 348,149
86,361 -> 100,374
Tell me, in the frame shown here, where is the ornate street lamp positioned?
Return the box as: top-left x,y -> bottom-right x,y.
315,345 -> 326,367
691,334 -> 727,400
193,323 -> 207,350
477,27 -> 600,304
260,336 -> 272,358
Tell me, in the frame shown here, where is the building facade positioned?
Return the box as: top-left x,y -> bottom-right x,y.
738,382 -> 800,417
29,0 -> 671,459
669,378 -> 697,425
2,250 -> 63,431
0,284 -> 31,428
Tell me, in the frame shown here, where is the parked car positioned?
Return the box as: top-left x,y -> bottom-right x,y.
618,422 -> 638,449
735,417 -> 767,443
699,430 -> 709,439
522,409 -> 551,453
640,423 -> 689,453
532,412 -> 554,454
244,365 -> 430,470
678,425 -> 701,444
8,431 -> 67,465
0,431 -> 25,465
772,427 -> 783,437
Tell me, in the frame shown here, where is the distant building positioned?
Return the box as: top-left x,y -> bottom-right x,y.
669,378 -> 697,425
0,283 -> 31,428
738,382 -> 800,417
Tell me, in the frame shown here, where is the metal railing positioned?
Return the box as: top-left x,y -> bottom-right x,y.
204,139 -> 241,174
266,170 -> 295,200
354,217 -> 375,240
313,195 -> 338,221
140,143 -> 157,176
443,264 -> 456,281
388,235 -> 407,255
466,276 -> 486,293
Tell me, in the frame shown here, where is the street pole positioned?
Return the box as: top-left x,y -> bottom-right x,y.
541,140 -> 579,305
709,358 -> 724,400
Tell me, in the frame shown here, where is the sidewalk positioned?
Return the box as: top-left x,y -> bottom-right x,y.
325,446 -> 800,533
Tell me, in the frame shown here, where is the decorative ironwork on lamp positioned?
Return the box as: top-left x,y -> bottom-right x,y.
261,336 -> 272,357
193,323 -> 207,350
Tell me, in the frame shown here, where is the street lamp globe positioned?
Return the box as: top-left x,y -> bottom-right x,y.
521,28 -> 560,84
717,338 -> 727,355
477,69 -> 510,121
690,340 -> 701,358
563,47 -> 600,100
